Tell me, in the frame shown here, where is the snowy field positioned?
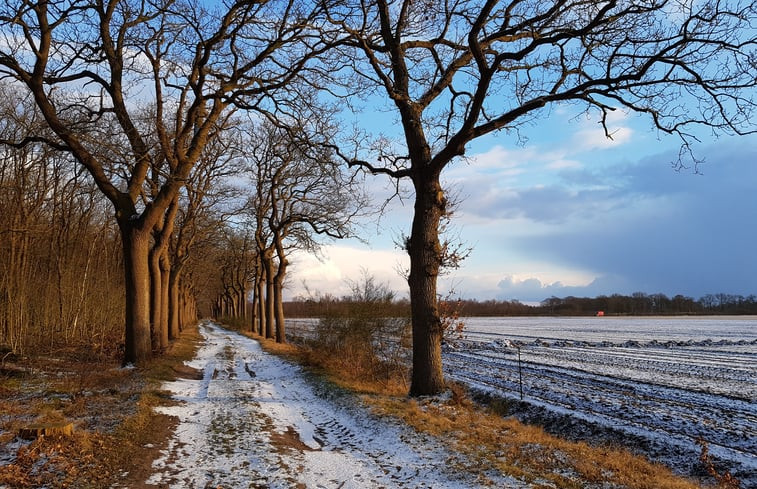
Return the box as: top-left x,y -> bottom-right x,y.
443,316 -> 757,486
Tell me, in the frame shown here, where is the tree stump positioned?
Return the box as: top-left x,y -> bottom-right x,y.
18,422 -> 74,440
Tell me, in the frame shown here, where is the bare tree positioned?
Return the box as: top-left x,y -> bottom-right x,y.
216,225 -> 256,321
321,0 -> 756,395
0,0 -> 338,364
168,126 -> 243,339
239,117 -> 367,343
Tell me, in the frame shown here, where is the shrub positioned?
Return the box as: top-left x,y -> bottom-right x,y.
306,270 -> 411,390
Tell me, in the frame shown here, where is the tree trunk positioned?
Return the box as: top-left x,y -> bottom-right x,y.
168,266 -> 181,340
179,283 -> 188,330
273,238 -> 288,343
159,250 -> 170,347
226,290 -> 236,317
256,266 -> 266,336
235,271 -> 247,321
182,283 -> 195,327
250,271 -> 259,334
408,172 -> 446,396
237,285 -> 245,318
152,197 -> 178,348
273,266 -> 286,343
119,220 -> 152,365
149,244 -> 162,351
262,254 -> 275,339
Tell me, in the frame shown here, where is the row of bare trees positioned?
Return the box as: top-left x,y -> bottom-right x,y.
206,119 -> 366,344
2,0 -> 755,396
541,293 -> 757,316
0,81 -> 221,357
0,0 -> 341,364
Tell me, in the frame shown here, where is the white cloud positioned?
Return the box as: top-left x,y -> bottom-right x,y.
547,159 -> 583,170
572,126 -> 633,151
467,145 -> 523,170
490,274 -> 641,303
286,244 -> 409,299
567,109 -> 634,152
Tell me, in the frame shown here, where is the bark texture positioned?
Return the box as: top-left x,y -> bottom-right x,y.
408,172 -> 446,396
119,220 -> 152,365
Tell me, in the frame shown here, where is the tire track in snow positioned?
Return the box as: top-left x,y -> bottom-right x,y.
143,321 -> 527,489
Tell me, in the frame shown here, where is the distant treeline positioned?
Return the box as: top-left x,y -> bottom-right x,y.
284,292 -> 757,317
284,297 -> 412,318
536,292 -> 757,316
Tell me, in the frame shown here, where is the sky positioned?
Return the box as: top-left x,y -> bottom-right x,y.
2,0 -> 752,307
286,105 -> 757,304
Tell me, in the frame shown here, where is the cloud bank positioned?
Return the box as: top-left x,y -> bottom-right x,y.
453,138 -> 757,302
285,109 -> 756,304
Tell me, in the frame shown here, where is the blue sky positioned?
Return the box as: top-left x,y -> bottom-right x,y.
288,107 -> 757,304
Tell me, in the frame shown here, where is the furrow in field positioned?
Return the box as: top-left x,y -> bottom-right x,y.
445,363 -> 756,481
455,344 -> 756,399
444,349 -> 757,457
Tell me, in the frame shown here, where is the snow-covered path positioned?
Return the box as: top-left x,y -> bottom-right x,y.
145,321 -> 526,489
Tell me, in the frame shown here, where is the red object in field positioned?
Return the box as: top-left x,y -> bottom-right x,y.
596,310 -> 605,316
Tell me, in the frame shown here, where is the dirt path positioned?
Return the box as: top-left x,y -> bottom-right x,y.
140,321 -> 526,489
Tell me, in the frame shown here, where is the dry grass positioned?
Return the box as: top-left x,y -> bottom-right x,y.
0,323 -> 202,489
368,393 -> 704,489
250,333 -> 302,358
296,342 -> 409,397
245,328 -> 410,397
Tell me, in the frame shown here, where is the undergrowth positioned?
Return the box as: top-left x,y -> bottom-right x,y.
0,323 -> 201,488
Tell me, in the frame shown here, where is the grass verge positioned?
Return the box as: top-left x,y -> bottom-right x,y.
0,325 -> 201,489
369,388 -> 704,489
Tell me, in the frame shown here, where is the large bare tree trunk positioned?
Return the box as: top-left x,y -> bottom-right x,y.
119,220 -> 152,365
408,173 -> 446,396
